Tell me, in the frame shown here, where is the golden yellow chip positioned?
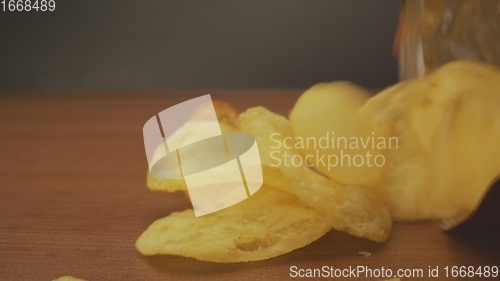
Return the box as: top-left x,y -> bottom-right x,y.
238,107 -> 392,242
289,82 -> 390,187
52,277 -> 87,281
136,185 -> 331,262
147,121 -> 237,193
359,61 -> 500,221
191,100 -> 240,129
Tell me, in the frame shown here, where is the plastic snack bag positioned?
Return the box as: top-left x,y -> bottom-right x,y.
396,0 -> 500,79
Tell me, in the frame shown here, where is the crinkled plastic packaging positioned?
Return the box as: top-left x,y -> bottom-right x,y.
398,0 -> 500,79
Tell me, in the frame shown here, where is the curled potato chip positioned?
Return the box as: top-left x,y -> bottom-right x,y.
238,107 -> 392,242
359,61 -> 500,221
136,185 -> 331,262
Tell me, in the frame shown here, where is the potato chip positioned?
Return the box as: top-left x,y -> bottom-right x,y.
289,82 -> 390,187
238,107 -> 392,242
359,61 -> 500,221
191,100 -> 240,128
147,104 -> 238,193
136,185 -> 331,262
52,277 -> 87,281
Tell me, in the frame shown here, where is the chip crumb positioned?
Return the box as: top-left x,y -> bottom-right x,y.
380,278 -> 401,281
52,276 -> 87,281
358,251 -> 372,257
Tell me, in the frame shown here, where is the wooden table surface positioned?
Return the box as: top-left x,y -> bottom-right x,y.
0,92 -> 499,281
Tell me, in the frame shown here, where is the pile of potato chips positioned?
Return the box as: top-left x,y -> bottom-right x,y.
136,61 -> 500,262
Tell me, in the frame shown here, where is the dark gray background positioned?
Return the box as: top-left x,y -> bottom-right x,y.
0,0 -> 400,92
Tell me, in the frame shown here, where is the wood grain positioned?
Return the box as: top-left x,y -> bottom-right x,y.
0,92 -> 498,281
